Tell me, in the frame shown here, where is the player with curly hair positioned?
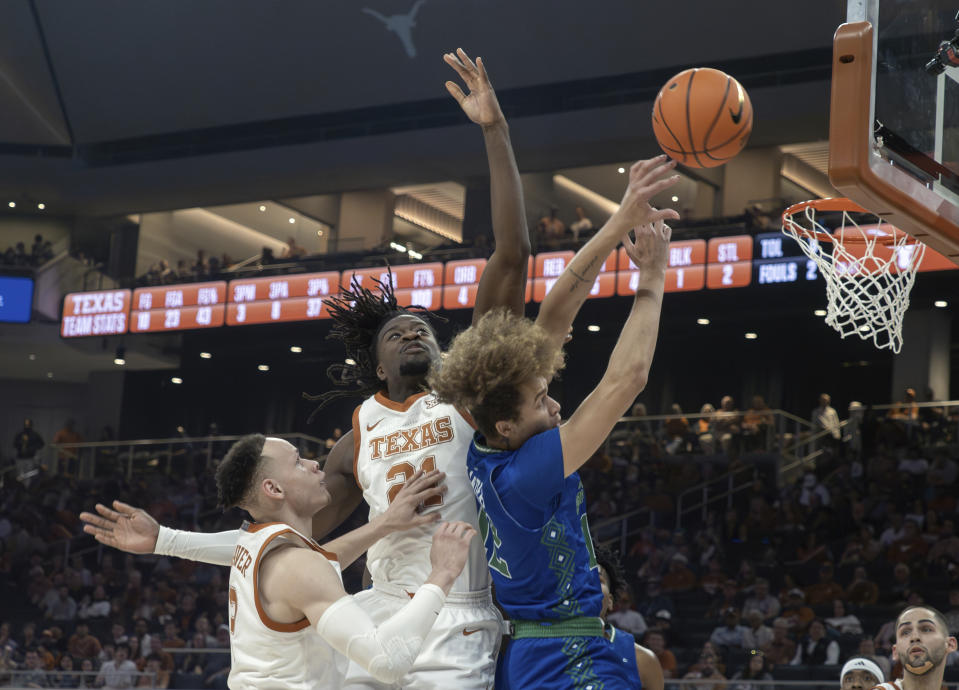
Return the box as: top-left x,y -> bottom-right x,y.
428,156 -> 677,688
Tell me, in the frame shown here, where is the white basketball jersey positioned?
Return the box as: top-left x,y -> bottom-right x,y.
228,521 -> 347,689
353,390 -> 490,593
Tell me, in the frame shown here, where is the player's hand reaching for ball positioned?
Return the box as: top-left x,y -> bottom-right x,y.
623,219 -> 672,274
376,469 -> 448,535
426,521 -> 478,592
614,155 -> 681,230
80,500 -> 160,554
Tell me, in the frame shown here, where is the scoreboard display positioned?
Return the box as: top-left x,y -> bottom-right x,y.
60,233 -> 957,337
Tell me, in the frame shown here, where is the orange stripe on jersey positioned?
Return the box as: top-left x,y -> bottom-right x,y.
456,406 -> 478,430
242,521 -> 285,533
352,404 -> 363,490
251,529 -> 339,633
373,390 -> 428,412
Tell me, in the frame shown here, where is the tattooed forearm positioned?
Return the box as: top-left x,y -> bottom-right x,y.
566,256 -> 599,293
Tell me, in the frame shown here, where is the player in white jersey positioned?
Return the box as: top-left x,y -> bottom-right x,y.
867,605 -> 957,690
85,434 -> 476,689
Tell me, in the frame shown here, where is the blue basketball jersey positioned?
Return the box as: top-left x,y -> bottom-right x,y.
465,427 -> 603,620
607,625 -> 642,688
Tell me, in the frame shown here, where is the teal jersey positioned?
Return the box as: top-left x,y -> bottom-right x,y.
466,427 -> 602,620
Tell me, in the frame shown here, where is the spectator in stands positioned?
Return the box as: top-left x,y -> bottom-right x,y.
798,473 -> 831,508
161,622 -> 185,649
742,609 -> 773,650
78,585 -> 111,619
44,585 -> 77,622
812,393 -> 842,451
643,631 -> 676,679
714,395 -> 741,455
730,649 -> 772,690
825,599 -> 863,635
741,395 -> 773,451
536,208 -> 566,247
791,618 -> 839,666
839,525 -> 881,567
663,404 -> 690,455
570,206 -> 594,242
137,654 -> 169,688
683,641 -> 727,690
661,553 -> 696,593
696,403 -> 717,454
193,250 -> 209,278
708,578 -> 742,619
805,562 -> 845,606
742,577 -> 780,621
647,609 -> 673,639
879,512 -> 906,549
888,562 -> 914,603
887,387 -> 919,423
52,419 -> 83,475
781,589 -> 815,632
944,590 -> 959,636
606,590 -> 648,638
67,623 -> 101,660
20,647 -> 49,688
761,617 -> 797,666
13,418 -> 45,460
97,642 -> 137,689
51,653 -> 80,688
839,657 -> 884,690
281,236 -> 307,259
710,607 -> 750,651
201,626 -> 231,688
699,556 -> 726,596
887,519 -> 929,565
856,637 -> 891,680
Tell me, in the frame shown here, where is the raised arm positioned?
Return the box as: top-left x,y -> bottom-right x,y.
558,220 -> 670,476
81,501 -> 237,567
535,156 -> 679,349
266,521 -> 476,684
310,430 -> 365,540
444,48 -> 531,322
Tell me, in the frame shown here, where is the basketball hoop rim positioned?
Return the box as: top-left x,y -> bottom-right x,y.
781,197 -> 918,246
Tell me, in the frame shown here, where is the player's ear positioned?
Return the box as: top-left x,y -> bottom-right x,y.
376,363 -> 387,381
948,636 -> 958,653
494,420 -> 511,441
261,477 -> 283,500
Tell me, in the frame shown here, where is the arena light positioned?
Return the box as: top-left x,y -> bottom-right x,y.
28,353 -> 36,360
113,357 -> 126,365
290,346 -> 303,353
697,318 -> 710,325
617,167 -> 625,174
257,364 -> 270,372
408,249 -> 423,260
7,202 -> 14,208
744,332 -> 758,340
390,242 -> 407,253
671,196 -> 679,202
258,205 -> 266,212
814,309 -> 827,317
46,372 -> 53,378
934,300 -> 948,308
171,377 -> 183,384
288,217 -> 296,224
199,352 -> 212,359
345,358 -> 356,365
37,203 -> 45,210
587,324 -> 600,332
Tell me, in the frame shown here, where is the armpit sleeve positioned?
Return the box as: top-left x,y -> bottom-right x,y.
154,526 -> 238,567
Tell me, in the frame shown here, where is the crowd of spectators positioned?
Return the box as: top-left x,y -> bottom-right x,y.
1,235 -> 55,269
0,390 -> 956,688
138,251 -> 236,288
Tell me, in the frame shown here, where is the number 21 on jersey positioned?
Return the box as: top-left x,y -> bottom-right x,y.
385,455 -> 444,506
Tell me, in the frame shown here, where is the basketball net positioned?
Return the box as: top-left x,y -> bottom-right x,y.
781,198 -> 926,354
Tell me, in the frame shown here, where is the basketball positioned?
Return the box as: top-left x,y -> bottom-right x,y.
651,67 -> 753,168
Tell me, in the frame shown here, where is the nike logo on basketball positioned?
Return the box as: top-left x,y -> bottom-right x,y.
462,628 -> 482,636
366,419 -> 385,431
729,86 -> 745,124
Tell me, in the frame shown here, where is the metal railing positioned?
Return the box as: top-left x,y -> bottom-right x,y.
40,432 -> 328,481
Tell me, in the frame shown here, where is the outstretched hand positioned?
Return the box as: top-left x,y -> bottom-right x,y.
80,500 -> 160,554
623,219 -> 672,273
378,469 -> 448,534
444,48 -> 505,128
615,156 -> 682,230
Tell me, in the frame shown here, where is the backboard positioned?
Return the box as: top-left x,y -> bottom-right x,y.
830,0 -> 959,264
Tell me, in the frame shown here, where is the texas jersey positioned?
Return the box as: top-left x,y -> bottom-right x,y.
352,390 -> 490,593
228,521 -> 347,689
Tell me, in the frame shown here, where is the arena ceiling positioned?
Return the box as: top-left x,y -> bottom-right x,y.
0,0 -> 845,216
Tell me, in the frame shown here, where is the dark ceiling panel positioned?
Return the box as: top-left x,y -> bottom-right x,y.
0,0 -> 70,145
32,0 -> 844,143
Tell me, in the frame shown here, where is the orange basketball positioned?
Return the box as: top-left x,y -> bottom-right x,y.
651,67 -> 753,168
